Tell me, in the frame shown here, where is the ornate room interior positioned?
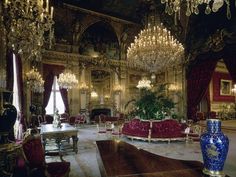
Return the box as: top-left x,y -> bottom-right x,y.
0,0 -> 236,177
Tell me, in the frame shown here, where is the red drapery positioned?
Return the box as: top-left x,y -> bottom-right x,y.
6,51 -> 13,91
224,56 -> 236,83
42,70 -> 54,114
42,64 -> 69,114
59,88 -> 69,114
187,59 -> 218,121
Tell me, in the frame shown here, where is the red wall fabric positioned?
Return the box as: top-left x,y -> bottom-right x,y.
212,72 -> 235,102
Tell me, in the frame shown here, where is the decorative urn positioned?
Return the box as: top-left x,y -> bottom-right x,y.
200,119 -> 229,176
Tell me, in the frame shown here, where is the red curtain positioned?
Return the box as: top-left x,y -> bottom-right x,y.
6,51 -> 13,91
59,88 -> 69,114
224,56 -> 236,83
42,64 -> 69,114
187,59 -> 218,121
42,70 -> 54,114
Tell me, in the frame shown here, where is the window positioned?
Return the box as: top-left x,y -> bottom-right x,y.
12,54 -> 20,112
45,76 -> 65,114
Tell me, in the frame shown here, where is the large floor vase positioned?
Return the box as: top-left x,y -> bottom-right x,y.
200,119 -> 229,176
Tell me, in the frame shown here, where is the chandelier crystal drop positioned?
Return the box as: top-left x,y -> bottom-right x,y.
26,67 -> 44,93
161,0 -> 233,20
3,0 -> 54,61
137,77 -> 152,90
58,69 -> 78,90
127,9 -> 184,73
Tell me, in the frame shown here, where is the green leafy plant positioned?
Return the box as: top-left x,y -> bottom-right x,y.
125,84 -> 175,120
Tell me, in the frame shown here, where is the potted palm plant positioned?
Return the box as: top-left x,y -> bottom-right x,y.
125,84 -> 175,120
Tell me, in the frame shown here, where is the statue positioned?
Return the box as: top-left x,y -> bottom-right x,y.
72,20 -> 81,45
53,109 -> 62,128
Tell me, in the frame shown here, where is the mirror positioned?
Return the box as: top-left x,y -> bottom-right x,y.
91,69 -> 111,105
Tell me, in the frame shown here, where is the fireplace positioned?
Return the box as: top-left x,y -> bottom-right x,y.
91,108 -> 111,121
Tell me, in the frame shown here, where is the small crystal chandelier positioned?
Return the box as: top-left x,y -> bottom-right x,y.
25,67 -> 44,93
3,0 -> 54,61
58,69 -> 78,90
137,77 -> 152,90
127,5 -> 184,73
161,0 -> 234,20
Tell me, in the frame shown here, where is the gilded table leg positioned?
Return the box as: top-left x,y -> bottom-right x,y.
72,135 -> 78,153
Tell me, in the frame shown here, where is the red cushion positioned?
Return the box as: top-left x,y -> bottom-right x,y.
47,162 -> 70,177
22,138 -> 45,169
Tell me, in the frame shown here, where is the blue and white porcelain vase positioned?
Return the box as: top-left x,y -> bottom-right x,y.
200,119 -> 229,176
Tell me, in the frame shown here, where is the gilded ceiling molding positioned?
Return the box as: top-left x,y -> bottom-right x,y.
187,28 -> 232,63
43,50 -> 145,71
206,29 -> 227,52
64,3 -> 138,25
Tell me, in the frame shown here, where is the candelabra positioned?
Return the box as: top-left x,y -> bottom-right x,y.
58,69 -> 78,90
161,0 -> 234,20
3,0 -> 54,61
25,67 -> 44,93
127,5 -> 184,73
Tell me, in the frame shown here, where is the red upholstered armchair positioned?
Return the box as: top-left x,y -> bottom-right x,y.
22,133 -> 70,177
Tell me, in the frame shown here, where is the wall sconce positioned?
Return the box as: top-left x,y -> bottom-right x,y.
91,90 -> 98,98
80,82 -> 89,92
113,84 -> 122,93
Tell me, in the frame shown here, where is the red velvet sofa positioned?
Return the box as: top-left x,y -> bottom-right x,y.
122,118 -> 151,141
122,118 -> 186,143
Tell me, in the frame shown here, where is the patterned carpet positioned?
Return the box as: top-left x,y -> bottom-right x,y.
46,124 -> 236,177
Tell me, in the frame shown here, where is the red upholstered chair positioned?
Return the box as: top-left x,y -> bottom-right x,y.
196,112 -> 205,121
60,113 -> 69,123
75,114 -> 86,127
44,115 -> 54,124
209,111 -> 217,119
68,116 -> 76,126
22,132 -> 70,177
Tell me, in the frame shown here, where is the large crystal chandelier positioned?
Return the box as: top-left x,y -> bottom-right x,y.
162,0 -> 234,20
3,0 -> 54,61
58,69 -> 78,90
127,5 -> 184,73
25,67 -> 44,93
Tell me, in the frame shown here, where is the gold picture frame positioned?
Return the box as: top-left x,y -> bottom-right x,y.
220,79 -> 232,96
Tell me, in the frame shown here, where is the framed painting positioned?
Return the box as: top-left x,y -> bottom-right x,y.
220,79 -> 232,96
